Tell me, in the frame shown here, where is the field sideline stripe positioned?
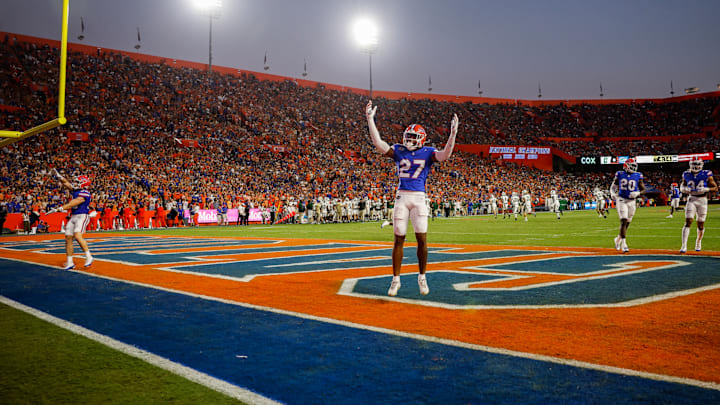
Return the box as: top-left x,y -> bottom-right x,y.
0,294 -> 281,405
3,257 -> 718,392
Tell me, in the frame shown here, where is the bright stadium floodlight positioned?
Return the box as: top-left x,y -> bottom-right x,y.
192,0 -> 222,14
352,17 -> 379,99
192,0 -> 222,72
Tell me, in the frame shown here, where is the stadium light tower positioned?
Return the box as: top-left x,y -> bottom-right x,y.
192,0 -> 222,72
352,17 -> 379,99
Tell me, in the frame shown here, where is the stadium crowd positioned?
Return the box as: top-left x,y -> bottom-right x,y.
1,37 -> 718,228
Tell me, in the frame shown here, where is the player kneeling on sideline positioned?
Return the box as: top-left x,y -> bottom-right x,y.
366,100 -> 459,296
610,158 -> 645,253
48,169 -> 94,269
679,157 -> 717,253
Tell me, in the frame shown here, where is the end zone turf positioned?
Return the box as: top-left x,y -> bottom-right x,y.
1,234 -> 720,403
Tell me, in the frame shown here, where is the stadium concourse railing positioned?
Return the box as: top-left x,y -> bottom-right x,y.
2,31 -> 720,107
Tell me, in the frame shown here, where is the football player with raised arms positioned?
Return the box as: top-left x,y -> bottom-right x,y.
679,157 -> 717,252
610,158 -> 645,253
48,169 -> 94,269
366,100 -> 459,296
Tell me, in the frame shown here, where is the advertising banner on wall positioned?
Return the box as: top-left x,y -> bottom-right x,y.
601,152 -> 713,165
196,208 -> 263,224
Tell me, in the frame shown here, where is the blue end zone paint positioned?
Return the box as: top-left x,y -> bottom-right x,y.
0,237 -> 275,254
1,258 -> 718,404
484,255 -> 720,275
168,248 -> 550,279
351,256 -> 720,305
95,243 -> 369,265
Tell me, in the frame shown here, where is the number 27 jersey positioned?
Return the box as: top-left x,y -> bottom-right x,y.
392,144 -> 437,192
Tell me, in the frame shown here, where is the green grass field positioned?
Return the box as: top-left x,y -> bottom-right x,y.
134,206 -> 720,251
1,206 -> 718,404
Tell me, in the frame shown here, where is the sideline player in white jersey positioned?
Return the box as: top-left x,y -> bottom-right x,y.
594,187 -> 607,218
48,169 -> 94,269
610,158 -> 645,253
489,194 -> 498,219
510,192 -> 520,221
679,157 -> 717,252
500,192 -> 509,219
366,100 -> 459,296
548,189 -> 561,219
521,190 -> 534,221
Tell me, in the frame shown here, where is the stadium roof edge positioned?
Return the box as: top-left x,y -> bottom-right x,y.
3,31 -> 719,107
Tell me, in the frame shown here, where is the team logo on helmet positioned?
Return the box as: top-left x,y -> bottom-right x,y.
73,175 -> 91,189
689,157 -> 704,173
623,158 -> 638,173
402,124 -> 427,151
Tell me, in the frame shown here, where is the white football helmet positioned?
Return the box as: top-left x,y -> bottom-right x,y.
689,157 -> 703,173
402,124 -> 427,151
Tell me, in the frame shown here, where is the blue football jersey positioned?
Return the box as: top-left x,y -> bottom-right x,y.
71,189 -> 92,215
671,186 -> 680,199
683,170 -> 713,195
392,144 -> 437,192
614,170 -> 643,199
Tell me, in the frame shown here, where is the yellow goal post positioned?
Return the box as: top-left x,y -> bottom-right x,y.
0,0 -> 69,147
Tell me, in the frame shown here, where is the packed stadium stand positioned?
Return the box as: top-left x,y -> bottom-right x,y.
1,33 -> 719,231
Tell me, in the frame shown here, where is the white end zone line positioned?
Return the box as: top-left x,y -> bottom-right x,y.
1,257 -> 719,393
0,294 -> 281,405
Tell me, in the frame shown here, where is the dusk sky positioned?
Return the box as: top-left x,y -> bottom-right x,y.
2,0 -> 719,100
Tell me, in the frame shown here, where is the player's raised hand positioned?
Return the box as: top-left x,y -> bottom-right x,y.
365,100 -> 377,120
52,168 -> 64,180
450,113 -> 459,136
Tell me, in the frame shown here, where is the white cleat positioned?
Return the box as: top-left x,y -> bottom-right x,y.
679,248 -> 687,254
614,236 -> 621,251
695,241 -> 702,252
622,247 -> 630,253
387,279 -> 401,296
418,276 -> 429,295
84,256 -> 94,267
665,215 -> 673,219
64,262 -> 75,270
381,220 -> 390,229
